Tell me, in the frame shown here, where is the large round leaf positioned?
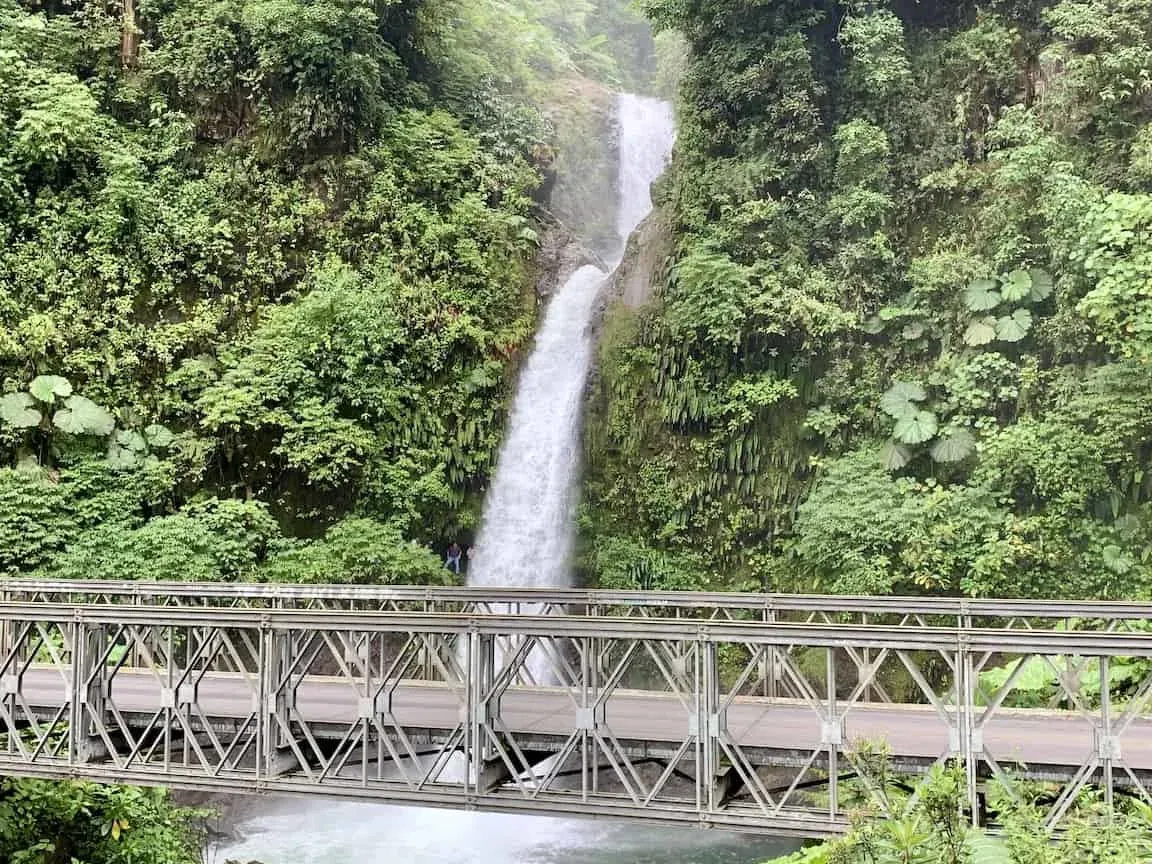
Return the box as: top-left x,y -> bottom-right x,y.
29,375 -> 73,404
1000,269 -> 1032,302
901,321 -> 926,341
995,308 -> 1033,343
1102,544 -> 1134,575
880,440 -> 912,471
880,381 -> 927,418
893,410 -> 939,444
53,395 -> 115,436
106,443 -> 141,471
963,278 -> 1001,312
0,393 -> 42,429
930,428 -> 976,463
144,423 -> 175,449
963,316 -> 997,347
115,429 -> 148,452
1028,268 -> 1054,302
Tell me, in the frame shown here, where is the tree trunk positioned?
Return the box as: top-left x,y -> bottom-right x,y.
121,0 -> 138,68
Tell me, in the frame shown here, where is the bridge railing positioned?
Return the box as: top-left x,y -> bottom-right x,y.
1,601 -> 1151,835
2,577 -> 1151,632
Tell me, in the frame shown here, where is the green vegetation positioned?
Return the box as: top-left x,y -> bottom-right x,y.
5,0 -> 1152,857
765,762 -> 1152,863
0,0 -> 652,858
0,779 -> 204,864
1,0 -> 545,583
580,0 -> 1152,603
0,0 -> 654,587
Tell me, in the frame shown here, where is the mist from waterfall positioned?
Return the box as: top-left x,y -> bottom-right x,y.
469,94 -> 675,592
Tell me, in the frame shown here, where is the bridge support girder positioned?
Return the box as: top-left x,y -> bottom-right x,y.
713,765 -> 744,806
73,622 -> 111,764
478,748 -> 555,792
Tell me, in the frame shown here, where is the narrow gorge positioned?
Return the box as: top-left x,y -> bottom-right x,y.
469,93 -> 674,594
215,92 -> 792,864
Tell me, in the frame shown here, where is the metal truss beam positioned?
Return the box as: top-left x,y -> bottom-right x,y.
1,601 -> 1150,836
3,579 -> 1152,630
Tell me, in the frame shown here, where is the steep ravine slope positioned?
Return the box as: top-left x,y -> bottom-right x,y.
578,1 -> 1152,601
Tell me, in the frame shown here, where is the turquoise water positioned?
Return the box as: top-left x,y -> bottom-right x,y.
216,800 -> 797,864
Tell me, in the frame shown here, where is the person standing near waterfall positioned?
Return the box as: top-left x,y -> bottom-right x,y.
445,542 -> 462,575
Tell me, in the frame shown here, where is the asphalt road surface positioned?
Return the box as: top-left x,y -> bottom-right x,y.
12,669 -> 1152,773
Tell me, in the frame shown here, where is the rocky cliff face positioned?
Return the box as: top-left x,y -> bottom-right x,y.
531,209 -> 607,298
538,77 -> 619,261
603,204 -> 672,309
587,202 -> 673,341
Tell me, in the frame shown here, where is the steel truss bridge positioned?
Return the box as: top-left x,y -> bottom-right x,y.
2,580 -> 1152,837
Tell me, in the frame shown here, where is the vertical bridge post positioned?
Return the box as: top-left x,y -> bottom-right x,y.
466,628 -> 497,795
957,631 -> 979,826
699,637 -> 719,814
71,616 -> 110,764
825,646 -> 839,818
259,620 -> 295,781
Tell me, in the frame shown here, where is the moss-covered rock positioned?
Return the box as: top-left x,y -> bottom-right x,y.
605,203 -> 673,309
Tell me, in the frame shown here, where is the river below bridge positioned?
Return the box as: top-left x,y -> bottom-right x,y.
214,799 -> 798,864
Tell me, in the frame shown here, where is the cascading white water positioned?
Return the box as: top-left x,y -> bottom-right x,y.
469,94 -> 675,593
466,264 -> 605,590
615,94 -> 676,255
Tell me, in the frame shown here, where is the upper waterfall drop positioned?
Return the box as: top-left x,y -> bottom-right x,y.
469,93 -> 675,590
615,94 -> 676,254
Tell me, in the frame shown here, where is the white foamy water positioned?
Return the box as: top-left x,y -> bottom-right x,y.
215,799 -> 792,864
467,264 -> 606,590
615,94 -> 676,252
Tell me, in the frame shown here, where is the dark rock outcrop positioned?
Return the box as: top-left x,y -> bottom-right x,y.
604,204 -> 673,310
531,207 -> 608,298
588,202 -> 673,340
173,790 -> 263,847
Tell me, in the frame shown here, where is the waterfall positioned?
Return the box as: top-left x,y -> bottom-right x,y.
469,94 -> 675,595
615,94 -> 676,254
465,264 -> 602,589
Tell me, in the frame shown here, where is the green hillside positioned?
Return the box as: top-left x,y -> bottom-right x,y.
582,0 -> 1152,604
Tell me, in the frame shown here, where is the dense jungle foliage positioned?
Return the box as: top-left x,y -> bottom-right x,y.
581,0 -> 1152,602
6,0 -> 1152,857
0,0 -> 652,858
767,762 -> 1152,864
0,0 -> 654,590
0,779 -> 205,864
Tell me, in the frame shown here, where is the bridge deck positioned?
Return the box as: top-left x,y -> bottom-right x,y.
18,671 -> 1152,772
